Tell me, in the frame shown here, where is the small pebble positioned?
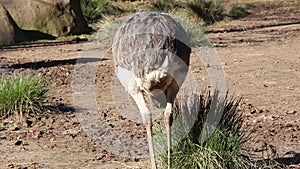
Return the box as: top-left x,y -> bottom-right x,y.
15,140 -> 23,146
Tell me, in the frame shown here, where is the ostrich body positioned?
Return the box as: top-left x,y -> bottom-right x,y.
112,12 -> 191,169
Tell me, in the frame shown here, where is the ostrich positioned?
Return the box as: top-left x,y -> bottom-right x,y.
112,12 -> 191,169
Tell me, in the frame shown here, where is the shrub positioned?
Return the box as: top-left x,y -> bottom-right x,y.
0,75 -> 48,118
188,0 -> 225,25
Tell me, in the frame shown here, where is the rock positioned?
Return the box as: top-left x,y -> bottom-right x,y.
286,110 -> 297,114
0,0 -> 92,37
13,127 -> 21,131
0,127 -> 6,132
62,128 -> 80,137
25,119 -> 33,127
15,140 -> 23,146
269,128 -> 276,132
31,130 -> 43,139
0,4 -> 27,44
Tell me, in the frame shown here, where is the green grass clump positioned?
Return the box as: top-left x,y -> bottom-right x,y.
155,92 -> 248,168
188,0 -> 225,25
150,0 -> 182,12
228,5 -> 250,19
155,91 -> 284,168
81,0 -> 121,24
0,75 -> 48,118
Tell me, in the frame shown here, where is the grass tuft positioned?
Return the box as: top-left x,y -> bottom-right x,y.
154,91 -> 284,168
81,0 -> 122,24
155,91 -> 248,168
188,0 -> 225,25
150,0 -> 183,12
99,16 -> 124,40
228,5 -> 250,19
0,75 -> 48,118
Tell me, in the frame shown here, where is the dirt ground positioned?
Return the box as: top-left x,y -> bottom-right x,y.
0,1 -> 300,169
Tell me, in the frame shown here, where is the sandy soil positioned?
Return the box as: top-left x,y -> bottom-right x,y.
0,1 -> 299,168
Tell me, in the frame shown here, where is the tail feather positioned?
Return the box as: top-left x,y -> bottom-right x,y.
133,70 -> 172,95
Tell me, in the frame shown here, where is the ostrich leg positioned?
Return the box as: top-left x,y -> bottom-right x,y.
165,81 -> 179,169
129,91 -> 157,169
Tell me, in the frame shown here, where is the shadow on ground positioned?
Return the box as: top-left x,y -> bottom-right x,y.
6,58 -> 106,69
46,103 -> 76,113
0,37 -> 88,50
23,30 -> 56,41
274,152 -> 300,166
253,152 -> 300,168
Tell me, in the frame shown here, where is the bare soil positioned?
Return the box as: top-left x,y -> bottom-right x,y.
0,1 -> 299,168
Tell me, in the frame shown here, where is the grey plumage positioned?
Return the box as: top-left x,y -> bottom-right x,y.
113,11 -> 191,78
112,11 -> 191,169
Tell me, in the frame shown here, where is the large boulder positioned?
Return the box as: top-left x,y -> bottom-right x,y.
0,0 -> 92,37
0,3 -> 27,44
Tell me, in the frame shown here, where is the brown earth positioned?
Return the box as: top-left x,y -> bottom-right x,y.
0,1 -> 300,169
